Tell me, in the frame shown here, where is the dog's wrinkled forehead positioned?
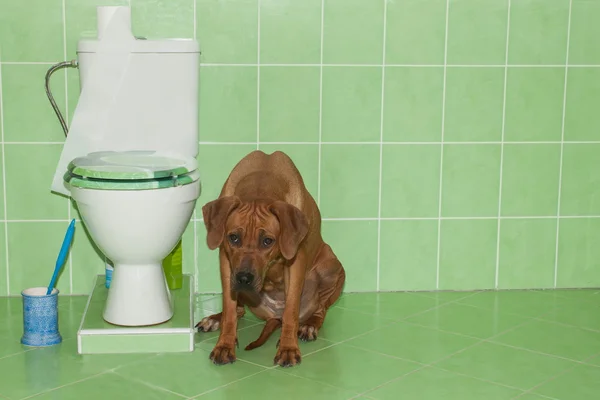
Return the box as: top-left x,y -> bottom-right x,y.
226,201 -> 281,235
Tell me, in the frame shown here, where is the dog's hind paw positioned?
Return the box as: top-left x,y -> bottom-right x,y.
195,315 -> 220,332
298,324 -> 318,342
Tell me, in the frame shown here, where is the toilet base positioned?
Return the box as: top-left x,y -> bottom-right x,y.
77,274 -> 195,354
103,262 -> 173,326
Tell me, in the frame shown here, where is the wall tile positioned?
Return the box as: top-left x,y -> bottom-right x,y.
385,0 -> 446,65
447,0 -> 509,65
507,0 -> 569,65
501,144 -> 561,217
379,220 -> 438,291
2,65 -> 66,142
2,0 -> 599,294
498,219 -> 557,289
381,145 -> 440,218
439,219 -> 498,290
8,222 -> 73,295
196,220 -> 220,293
383,67 -> 444,143
322,220 -> 377,292
322,0 -> 384,64
557,218 -> 600,288
199,66 -> 258,143
560,144 -> 600,216
4,144 -> 68,220
504,68 -> 565,142
444,68 -> 505,142
441,144 -> 501,217
259,0 -> 321,64
319,144 -> 379,219
196,144 -> 257,214
568,0 -> 600,65
0,0 -> 64,62
321,67 -> 382,142
196,0 -> 258,64
0,148 -> 4,220
564,68 -> 600,141
260,67 -> 320,142
131,0 -> 194,39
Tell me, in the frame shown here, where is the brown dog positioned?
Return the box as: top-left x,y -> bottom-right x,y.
195,150 -> 345,367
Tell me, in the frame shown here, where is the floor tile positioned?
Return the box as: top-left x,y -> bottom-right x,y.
534,363 -> 600,400
516,395 -> 557,400
115,349 -> 265,398
492,320 -> 600,361
412,291 -> 479,303
0,334 -> 31,359
285,344 -> 420,394
317,306 -> 393,342
405,302 -> 530,339
192,369 -> 354,399
0,339 -> 153,399
196,324 -> 334,367
334,292 -> 440,320
537,301 -> 600,333
345,321 -> 478,364
435,342 -> 577,390
368,366 -> 522,399
456,291 -> 579,317
27,372 -> 186,399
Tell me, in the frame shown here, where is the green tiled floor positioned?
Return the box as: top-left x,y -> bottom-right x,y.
1,290 -> 600,399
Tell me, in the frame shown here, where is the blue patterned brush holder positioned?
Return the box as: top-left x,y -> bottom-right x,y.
21,287 -> 62,347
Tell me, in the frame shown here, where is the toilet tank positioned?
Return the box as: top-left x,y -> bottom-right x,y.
76,38 -> 200,158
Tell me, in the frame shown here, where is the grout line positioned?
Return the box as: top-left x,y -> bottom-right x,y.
62,0 -> 73,295
495,0 -> 512,289
511,351 -> 600,399
3,140 -> 600,146
193,213 -> 199,292
194,63 -> 599,68
0,54 -> 10,295
4,61 -> 600,67
4,215 -> 600,223
190,369 -> 269,398
435,0 -> 451,290
375,0 -> 389,292
316,0 -> 325,207
350,313 -> 552,399
20,372 -> 109,399
192,0 -> 197,40
554,0 -> 573,289
255,0 -> 261,151
108,371 -> 188,398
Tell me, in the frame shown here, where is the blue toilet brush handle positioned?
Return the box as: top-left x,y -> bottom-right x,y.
47,219 -> 76,295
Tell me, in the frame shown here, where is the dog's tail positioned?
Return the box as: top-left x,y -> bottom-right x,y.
244,318 -> 282,351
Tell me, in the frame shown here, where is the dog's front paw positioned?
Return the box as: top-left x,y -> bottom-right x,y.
274,345 -> 301,367
209,343 -> 236,365
196,315 -> 221,332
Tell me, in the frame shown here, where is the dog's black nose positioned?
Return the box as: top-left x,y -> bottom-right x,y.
235,271 -> 254,286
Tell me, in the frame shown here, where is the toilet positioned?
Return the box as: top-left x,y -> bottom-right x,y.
53,6 -> 201,327
64,151 -> 200,326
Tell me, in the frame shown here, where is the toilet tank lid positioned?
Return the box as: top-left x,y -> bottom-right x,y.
77,38 -> 200,54
67,150 -> 198,180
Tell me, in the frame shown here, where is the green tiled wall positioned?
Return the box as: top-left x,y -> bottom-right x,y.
1,0 -> 599,296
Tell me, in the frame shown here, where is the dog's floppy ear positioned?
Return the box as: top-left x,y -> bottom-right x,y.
202,196 -> 241,250
269,201 -> 309,260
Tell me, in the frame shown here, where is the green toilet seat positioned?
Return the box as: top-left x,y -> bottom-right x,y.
63,150 -> 200,191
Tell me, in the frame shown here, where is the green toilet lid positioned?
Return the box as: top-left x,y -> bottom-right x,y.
64,168 -> 201,190
67,150 -> 198,180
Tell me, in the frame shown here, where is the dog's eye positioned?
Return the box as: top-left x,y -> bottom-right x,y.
262,237 -> 274,247
228,234 -> 240,245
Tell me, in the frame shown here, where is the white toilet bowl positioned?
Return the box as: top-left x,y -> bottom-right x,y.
64,150 -> 201,326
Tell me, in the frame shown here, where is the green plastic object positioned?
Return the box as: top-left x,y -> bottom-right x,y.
163,240 -> 183,290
